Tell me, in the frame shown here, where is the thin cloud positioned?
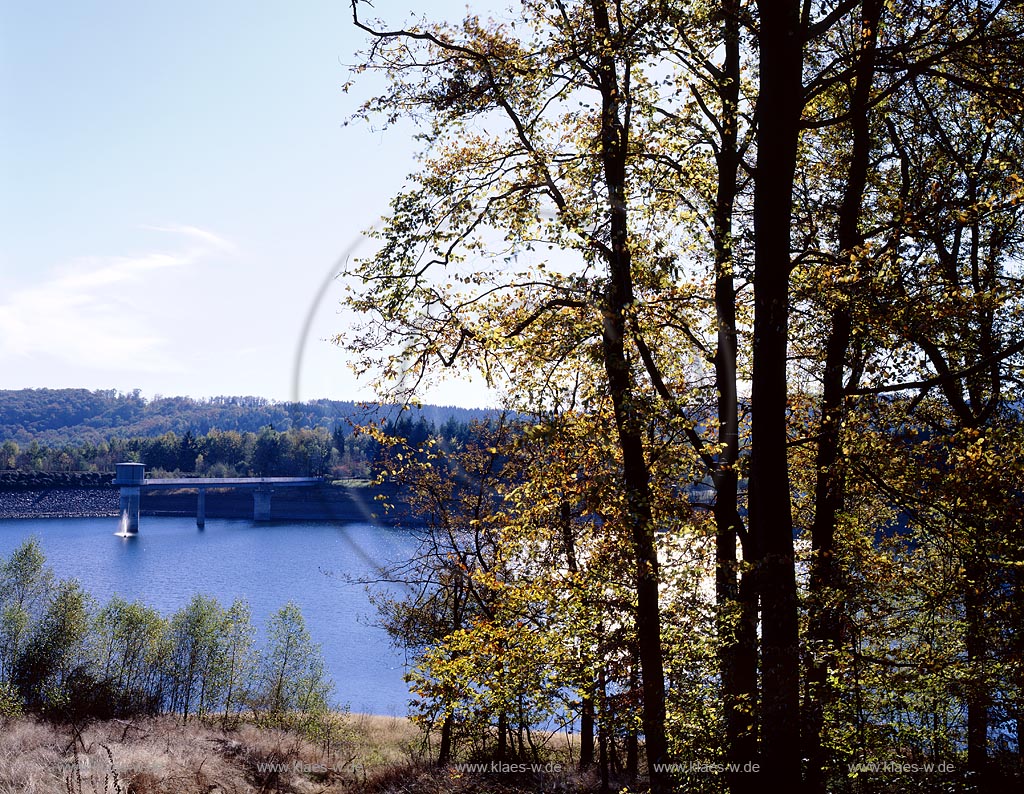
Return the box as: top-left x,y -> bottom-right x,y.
54,252 -> 191,290
0,225 -> 232,373
141,223 -> 237,253
0,276 -> 170,369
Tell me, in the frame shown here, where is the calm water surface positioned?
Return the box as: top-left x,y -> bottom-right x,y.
0,517 -> 417,715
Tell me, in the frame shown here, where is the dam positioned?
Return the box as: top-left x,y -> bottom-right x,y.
113,462 -> 322,532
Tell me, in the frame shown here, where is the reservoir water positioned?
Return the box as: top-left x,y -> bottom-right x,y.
0,516 -> 418,716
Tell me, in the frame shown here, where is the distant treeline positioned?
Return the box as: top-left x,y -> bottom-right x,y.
0,388 -> 494,447
0,388 -> 494,478
1,413 -> 481,480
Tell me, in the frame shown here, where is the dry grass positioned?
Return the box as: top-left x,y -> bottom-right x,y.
0,714 -> 605,794
0,715 -> 250,794
345,712 -> 424,768
0,712 -> 425,794
358,763 -> 603,794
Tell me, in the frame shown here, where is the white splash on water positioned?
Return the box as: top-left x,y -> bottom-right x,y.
114,509 -> 135,538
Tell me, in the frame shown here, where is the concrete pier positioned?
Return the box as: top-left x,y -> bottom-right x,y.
253,487 -> 273,521
196,488 -> 206,528
114,463 -> 145,534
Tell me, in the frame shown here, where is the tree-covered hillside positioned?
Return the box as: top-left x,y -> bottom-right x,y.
0,388 -> 493,447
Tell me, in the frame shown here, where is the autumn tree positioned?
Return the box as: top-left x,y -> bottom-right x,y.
369,416 -> 530,763
344,1 -> 696,785
839,47 -> 1024,784
783,1 -> 1024,787
220,598 -> 257,727
344,1 -> 1024,791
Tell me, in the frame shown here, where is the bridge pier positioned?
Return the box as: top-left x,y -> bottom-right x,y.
253,487 -> 273,521
197,488 -> 206,528
114,463 -> 145,534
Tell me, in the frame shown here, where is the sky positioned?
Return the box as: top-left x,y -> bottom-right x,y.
0,0 -> 494,408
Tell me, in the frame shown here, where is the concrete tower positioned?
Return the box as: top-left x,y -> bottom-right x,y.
114,463 -> 145,533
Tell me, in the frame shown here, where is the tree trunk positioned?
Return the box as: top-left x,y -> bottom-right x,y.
711,3 -> 760,791
751,1 -> 804,788
601,238 -> 670,793
580,695 -> 595,770
438,713 -> 454,766
561,496 -> 596,772
599,668 -> 610,794
1016,569 -> 1024,778
589,0 -> 670,787
804,4 -> 882,791
965,552 -> 988,785
497,710 -> 508,761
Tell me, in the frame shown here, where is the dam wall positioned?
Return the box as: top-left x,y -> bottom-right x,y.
0,472 -> 410,524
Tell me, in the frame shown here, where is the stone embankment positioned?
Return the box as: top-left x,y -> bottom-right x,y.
0,471 -> 113,489
0,471 -> 118,519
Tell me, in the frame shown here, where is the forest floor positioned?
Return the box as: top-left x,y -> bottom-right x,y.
0,712 -> 607,794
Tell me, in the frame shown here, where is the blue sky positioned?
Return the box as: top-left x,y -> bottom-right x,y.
0,0 -> 493,407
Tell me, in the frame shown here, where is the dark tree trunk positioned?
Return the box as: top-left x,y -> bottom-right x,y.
965,553 -> 989,785
438,713 -> 454,766
711,3 -> 759,791
589,0 -> 670,789
626,728 -> 639,779
1016,569 -> 1024,778
580,695 -> 595,770
599,669 -> 610,794
560,496 -> 596,772
804,4 -> 882,792
517,697 -> 527,758
497,710 -> 508,761
601,195 -> 670,794
751,1 -> 804,788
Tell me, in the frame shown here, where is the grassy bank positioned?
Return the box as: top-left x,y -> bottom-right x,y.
0,713 -> 604,794
0,713 -> 413,794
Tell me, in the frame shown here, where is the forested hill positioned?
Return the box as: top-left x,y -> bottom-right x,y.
0,388 -> 494,446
